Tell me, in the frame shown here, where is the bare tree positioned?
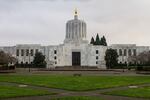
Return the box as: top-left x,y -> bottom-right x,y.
0,51 -> 17,66
133,51 -> 150,65
128,56 -> 136,64
127,51 -> 150,66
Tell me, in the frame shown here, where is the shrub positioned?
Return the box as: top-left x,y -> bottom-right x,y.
136,66 -> 150,71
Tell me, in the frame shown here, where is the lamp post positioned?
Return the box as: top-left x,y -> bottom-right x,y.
28,53 -> 31,72
127,47 -> 129,70
122,50 -> 125,72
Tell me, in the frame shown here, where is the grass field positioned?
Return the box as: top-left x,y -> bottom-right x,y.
0,85 -> 54,99
51,96 -> 102,100
0,75 -> 150,91
103,86 -> 150,99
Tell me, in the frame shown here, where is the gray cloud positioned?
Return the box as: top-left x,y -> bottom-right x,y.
0,0 -> 150,46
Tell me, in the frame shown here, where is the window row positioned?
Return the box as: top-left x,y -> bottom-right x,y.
16,49 -> 38,56
118,61 -> 136,65
117,49 -> 136,56
96,50 -> 99,64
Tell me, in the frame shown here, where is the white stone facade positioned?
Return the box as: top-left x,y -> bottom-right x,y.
0,10 -> 150,69
110,44 -> 150,64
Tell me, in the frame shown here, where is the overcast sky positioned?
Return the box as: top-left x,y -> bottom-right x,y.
0,0 -> 150,46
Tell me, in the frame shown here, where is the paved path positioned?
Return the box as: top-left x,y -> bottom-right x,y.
0,82 -> 150,100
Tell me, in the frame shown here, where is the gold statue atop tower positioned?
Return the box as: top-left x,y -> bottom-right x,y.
74,8 -> 78,15
74,8 -> 78,19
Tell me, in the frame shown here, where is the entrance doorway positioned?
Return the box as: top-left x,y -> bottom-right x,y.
72,52 -> 81,66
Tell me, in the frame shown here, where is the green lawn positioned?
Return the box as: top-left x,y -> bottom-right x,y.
51,96 -> 102,100
103,86 -> 150,99
0,75 -> 150,91
0,85 -> 54,99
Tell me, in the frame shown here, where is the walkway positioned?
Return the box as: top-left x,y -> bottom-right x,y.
0,82 -> 150,100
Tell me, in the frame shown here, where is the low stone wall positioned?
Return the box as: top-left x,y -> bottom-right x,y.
136,71 -> 150,75
0,70 -> 16,73
0,66 -> 15,70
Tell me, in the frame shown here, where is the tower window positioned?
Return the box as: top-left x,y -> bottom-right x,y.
96,61 -> 98,64
96,56 -> 98,60
96,50 -> 99,54
54,56 -> 57,60
55,61 -> 57,64
54,50 -> 57,54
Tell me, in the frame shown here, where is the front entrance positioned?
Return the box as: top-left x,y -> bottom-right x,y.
72,52 -> 81,66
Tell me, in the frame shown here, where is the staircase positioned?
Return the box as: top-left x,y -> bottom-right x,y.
54,66 -> 99,71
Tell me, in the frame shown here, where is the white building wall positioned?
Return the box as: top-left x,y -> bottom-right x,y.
87,45 -> 107,68
15,44 -> 42,64
1,43 -> 150,69
110,44 -> 150,64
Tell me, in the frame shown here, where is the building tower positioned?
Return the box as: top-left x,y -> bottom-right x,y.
64,9 -> 87,43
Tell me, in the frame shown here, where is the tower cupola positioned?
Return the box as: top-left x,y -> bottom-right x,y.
64,9 -> 87,43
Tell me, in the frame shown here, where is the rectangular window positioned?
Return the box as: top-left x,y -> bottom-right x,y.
54,56 -> 57,60
128,49 -> 131,56
124,49 -> 127,56
133,49 -> 136,56
26,49 -> 29,56
96,50 -> 99,54
55,61 -> 57,64
54,50 -> 57,54
21,49 -> 24,56
96,61 -> 98,64
119,49 -> 122,56
30,49 -> 34,56
96,56 -> 98,60
16,49 -> 19,56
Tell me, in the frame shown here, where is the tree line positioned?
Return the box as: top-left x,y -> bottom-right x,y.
90,34 -> 107,46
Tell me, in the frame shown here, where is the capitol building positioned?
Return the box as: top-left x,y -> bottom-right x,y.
0,10 -> 150,69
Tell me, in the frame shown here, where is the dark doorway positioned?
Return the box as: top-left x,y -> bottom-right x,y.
72,52 -> 81,66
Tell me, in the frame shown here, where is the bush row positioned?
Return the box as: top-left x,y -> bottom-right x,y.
136,66 -> 150,71
0,65 -> 15,70
15,64 -> 46,68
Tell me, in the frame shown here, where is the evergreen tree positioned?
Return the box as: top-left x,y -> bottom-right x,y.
101,36 -> 107,46
95,33 -> 101,45
105,49 -> 118,69
33,52 -> 46,68
90,37 -> 95,45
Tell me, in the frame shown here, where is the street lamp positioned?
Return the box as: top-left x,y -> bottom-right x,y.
126,47 -> 129,69
28,53 -> 31,72
122,50 -> 125,72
